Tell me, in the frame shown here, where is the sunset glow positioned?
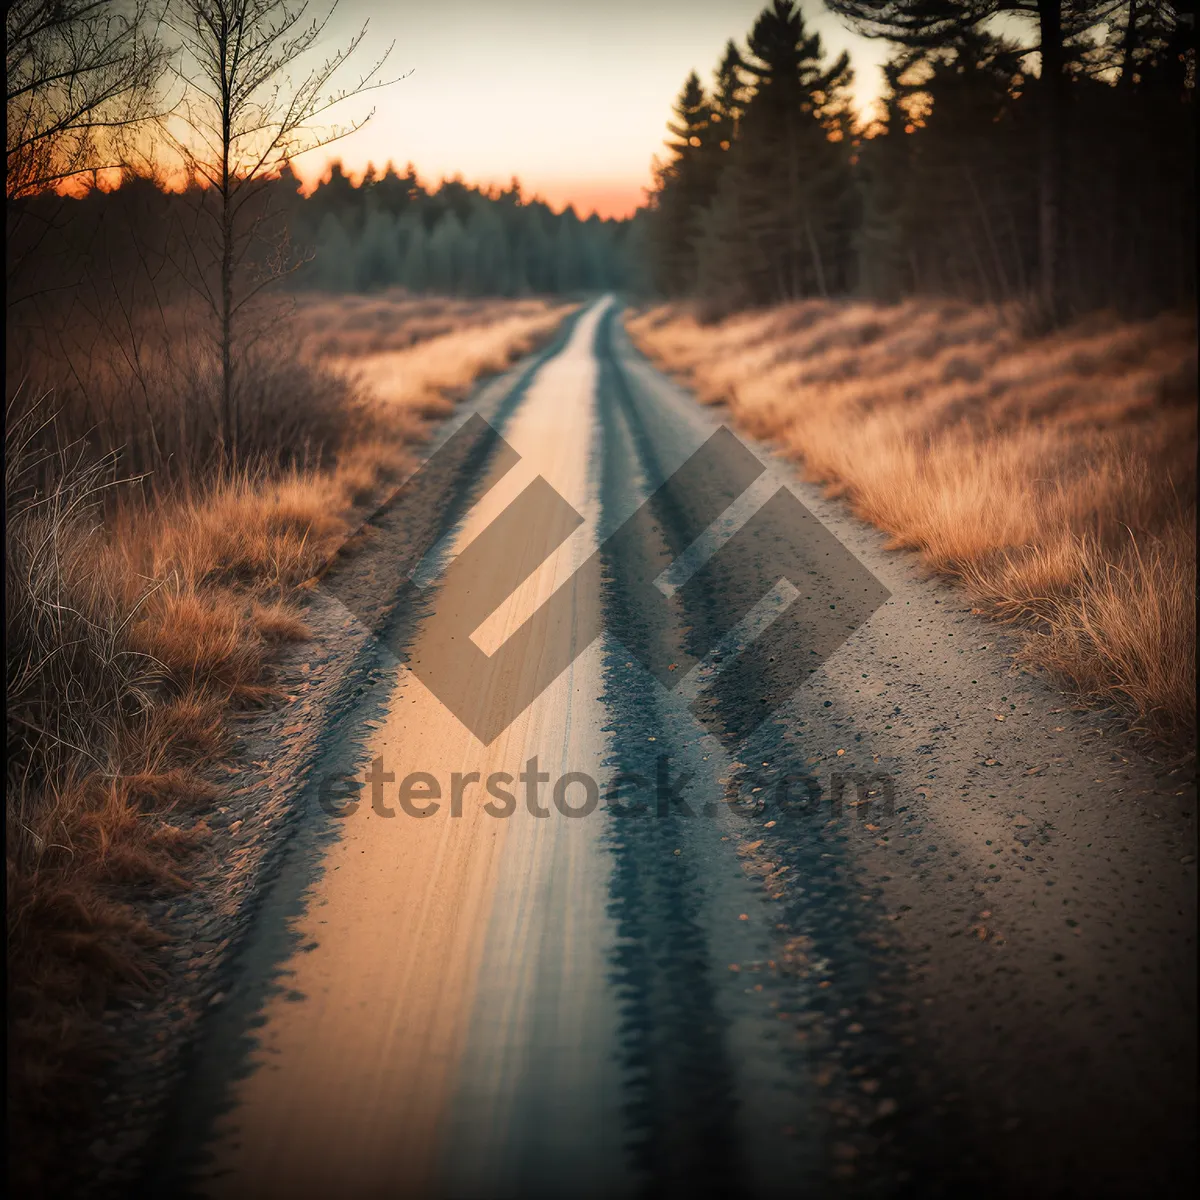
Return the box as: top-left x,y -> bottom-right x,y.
288,0 -> 888,217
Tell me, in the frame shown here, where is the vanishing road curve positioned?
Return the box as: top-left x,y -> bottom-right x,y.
153,297 -> 1196,1200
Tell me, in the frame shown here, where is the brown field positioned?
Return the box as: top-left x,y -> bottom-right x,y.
289,290 -> 567,359
626,300 -> 1197,746
5,292 -> 575,1186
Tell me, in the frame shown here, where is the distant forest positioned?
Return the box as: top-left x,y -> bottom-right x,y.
8,164 -> 645,304
7,0 -> 1195,319
646,0 -> 1195,318
290,164 -> 644,295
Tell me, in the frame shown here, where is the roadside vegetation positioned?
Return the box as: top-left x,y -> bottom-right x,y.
8,3 -> 575,1189
627,299 -> 1197,745
634,0 -> 1195,746
292,291 -> 577,421
645,1 -> 1193,321
6,290 -> 573,1190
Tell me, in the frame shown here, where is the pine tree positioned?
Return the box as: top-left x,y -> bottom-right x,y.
553,207 -> 582,293
427,210 -> 467,293
356,206 -> 402,290
696,1 -> 857,308
646,70 -> 714,293
710,40 -> 748,145
824,1 -> 1133,318
373,161 -> 419,213
466,200 -> 512,295
310,160 -> 361,235
518,204 -> 554,294
398,211 -> 429,292
314,211 -> 356,291
579,215 -> 610,290
862,30 -> 1032,303
693,180 -> 755,315
617,212 -> 654,296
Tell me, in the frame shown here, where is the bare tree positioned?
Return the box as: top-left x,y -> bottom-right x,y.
166,0 -> 399,456
6,1 -> 165,199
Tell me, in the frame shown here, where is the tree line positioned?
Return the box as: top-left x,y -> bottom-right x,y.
646,0 -> 1195,319
7,162 -> 644,308
288,163 -> 643,295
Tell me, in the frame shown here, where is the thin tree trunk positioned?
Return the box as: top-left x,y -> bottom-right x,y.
219,10 -> 234,461
964,216 -> 994,303
769,227 -> 788,303
1037,0 -> 1066,320
1119,0 -> 1139,89
1004,203 -> 1029,296
1115,0 -> 1141,310
788,120 -> 802,298
221,188 -> 233,458
804,213 -> 828,298
963,162 -> 1011,298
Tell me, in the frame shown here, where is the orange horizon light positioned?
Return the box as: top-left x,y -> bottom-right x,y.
293,157 -> 648,220
46,156 -> 649,221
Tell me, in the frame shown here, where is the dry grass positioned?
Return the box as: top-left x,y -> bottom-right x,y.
325,302 -> 579,425
288,290 -> 563,359
627,299 -> 1197,744
7,290 -> 570,489
6,293 -> 574,1194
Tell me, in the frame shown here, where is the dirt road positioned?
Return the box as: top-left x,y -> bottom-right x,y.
152,297 -> 1195,1199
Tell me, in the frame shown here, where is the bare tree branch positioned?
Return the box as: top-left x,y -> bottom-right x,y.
6,1 -> 169,199
161,0 -> 404,456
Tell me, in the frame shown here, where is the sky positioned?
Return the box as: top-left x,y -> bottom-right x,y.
291,1 -> 891,218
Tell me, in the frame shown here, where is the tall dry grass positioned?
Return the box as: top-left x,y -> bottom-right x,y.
289,290 -> 564,358
627,300 -> 1197,744
6,293 -> 574,1193
7,290 -> 566,487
